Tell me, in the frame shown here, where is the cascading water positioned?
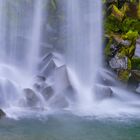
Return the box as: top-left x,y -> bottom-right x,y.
1,0 -> 140,119
0,0 -> 47,118
64,0 -> 140,117
65,0 -> 102,111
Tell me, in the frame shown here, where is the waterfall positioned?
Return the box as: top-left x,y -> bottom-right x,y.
65,0 -> 102,110
27,0 -> 43,75
0,0 -> 46,118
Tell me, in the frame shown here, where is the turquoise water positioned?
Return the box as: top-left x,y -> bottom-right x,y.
0,113 -> 140,140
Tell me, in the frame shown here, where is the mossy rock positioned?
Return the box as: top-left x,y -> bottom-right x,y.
131,57 -> 140,70
117,69 -> 130,82
104,38 -> 112,57
125,3 -> 138,18
123,30 -> 139,41
104,15 -> 121,33
127,58 -> 132,70
131,70 -> 140,82
138,3 -> 140,19
111,5 -> 125,21
121,18 -> 140,33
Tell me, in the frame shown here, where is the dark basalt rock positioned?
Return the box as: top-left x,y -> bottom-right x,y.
94,84 -> 113,100
0,109 -> 6,119
49,95 -> 69,109
41,86 -> 54,101
23,88 -> 39,107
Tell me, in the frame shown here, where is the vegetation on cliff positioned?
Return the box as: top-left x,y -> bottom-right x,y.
103,0 -> 140,87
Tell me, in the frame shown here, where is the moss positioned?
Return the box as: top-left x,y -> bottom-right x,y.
127,58 -> 132,70
112,5 -> 124,21
104,15 -> 121,33
121,18 -> 140,33
131,57 -> 140,70
118,70 -> 130,82
51,0 -> 57,10
138,3 -> 140,19
122,30 -> 139,41
104,38 -> 112,57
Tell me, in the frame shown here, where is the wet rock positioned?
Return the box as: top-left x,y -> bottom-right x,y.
41,59 -> 57,77
118,69 -> 130,82
109,54 -> 128,69
112,4 -> 124,21
41,86 -> 54,101
131,70 -> 140,82
97,69 -> 117,86
35,75 -> 46,82
23,88 -> 39,107
63,85 -> 76,102
0,109 -> 6,119
120,40 -> 131,46
54,65 -> 71,93
49,95 -> 69,109
134,40 -> 140,57
136,84 -> 140,93
94,84 -> 113,100
33,75 -> 47,91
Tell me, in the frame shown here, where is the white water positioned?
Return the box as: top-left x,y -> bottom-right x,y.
0,0 -> 140,119
0,0 -> 46,118
65,0 -> 102,110
64,0 -> 140,117
27,0 -> 43,74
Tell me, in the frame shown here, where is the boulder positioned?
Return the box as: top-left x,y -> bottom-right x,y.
53,65 -> 71,93
33,75 -> 47,91
120,40 -> 131,46
41,59 -> 57,77
94,84 -> 113,100
134,40 -> 140,57
49,95 -> 69,109
41,86 -> 54,101
131,70 -> 140,82
23,88 -> 39,107
40,53 -> 54,69
35,75 -> 46,82
97,69 -> 117,86
0,109 -> 6,119
136,84 -> 140,93
109,54 -> 128,69
111,5 -> 124,21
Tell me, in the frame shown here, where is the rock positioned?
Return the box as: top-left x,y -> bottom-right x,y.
94,84 -> 113,100
134,40 -> 140,57
49,95 -> 69,109
41,59 -> 57,77
131,57 -> 140,70
120,40 -> 131,46
0,109 -> 6,119
35,75 -> 46,82
109,54 -> 128,69
41,86 -> 54,101
33,75 -> 47,91
136,84 -> 140,93
131,70 -> 140,82
23,88 -> 39,107
117,69 -> 130,82
53,65 -> 71,93
63,85 -> 76,102
97,68 -> 117,86
112,5 -> 124,21
137,38 -> 140,44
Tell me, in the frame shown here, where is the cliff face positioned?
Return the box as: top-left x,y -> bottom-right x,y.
103,0 -> 140,91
